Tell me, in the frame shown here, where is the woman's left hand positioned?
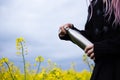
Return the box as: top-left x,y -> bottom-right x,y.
84,44 -> 95,60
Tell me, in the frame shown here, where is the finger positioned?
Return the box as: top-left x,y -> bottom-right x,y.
64,23 -> 73,29
59,34 -> 65,38
90,53 -> 94,59
87,48 -> 93,56
59,27 -> 66,35
61,26 -> 67,35
84,45 -> 93,53
93,57 -> 95,61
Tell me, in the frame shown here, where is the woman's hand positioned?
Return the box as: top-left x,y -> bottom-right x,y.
84,44 -> 95,60
58,23 -> 74,38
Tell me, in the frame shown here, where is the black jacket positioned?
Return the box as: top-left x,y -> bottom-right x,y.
60,0 -> 120,80
83,0 -> 120,80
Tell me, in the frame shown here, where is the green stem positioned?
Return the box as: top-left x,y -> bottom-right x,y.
5,62 -> 15,80
20,42 -> 26,80
86,58 -> 92,73
33,62 -> 41,80
36,62 -> 41,74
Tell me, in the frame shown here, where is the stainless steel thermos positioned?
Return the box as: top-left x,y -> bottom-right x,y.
65,27 -> 93,50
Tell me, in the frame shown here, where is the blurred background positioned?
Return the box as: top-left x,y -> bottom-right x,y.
0,0 -> 91,71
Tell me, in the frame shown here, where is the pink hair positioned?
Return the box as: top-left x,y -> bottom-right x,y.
111,0 -> 120,25
89,0 -> 120,25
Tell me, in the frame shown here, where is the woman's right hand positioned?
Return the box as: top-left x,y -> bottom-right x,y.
58,23 -> 74,38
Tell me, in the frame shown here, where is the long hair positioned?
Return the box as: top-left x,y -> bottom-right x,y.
89,0 -> 120,25
105,0 -> 120,25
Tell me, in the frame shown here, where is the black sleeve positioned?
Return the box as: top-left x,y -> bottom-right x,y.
59,27 -> 92,42
94,35 -> 120,58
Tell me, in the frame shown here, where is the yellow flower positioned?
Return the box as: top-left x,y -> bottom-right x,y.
16,37 -> 25,43
80,69 -> 91,80
1,57 -> 9,63
0,59 -> 3,66
35,56 -> 44,62
16,37 -> 25,50
16,37 -> 28,55
82,54 -> 87,62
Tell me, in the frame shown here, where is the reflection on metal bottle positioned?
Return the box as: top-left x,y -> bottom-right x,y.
65,27 -> 93,50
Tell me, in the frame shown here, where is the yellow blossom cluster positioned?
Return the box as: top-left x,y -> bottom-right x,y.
0,37 -> 92,80
35,56 -> 44,62
0,58 -> 91,80
16,37 -> 28,55
16,37 -> 25,50
0,57 -> 9,63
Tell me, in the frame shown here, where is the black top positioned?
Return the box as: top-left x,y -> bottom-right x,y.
81,0 -> 120,80
83,0 -> 120,58
59,0 -> 120,80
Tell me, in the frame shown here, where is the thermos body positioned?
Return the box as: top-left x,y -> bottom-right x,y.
65,28 -> 93,50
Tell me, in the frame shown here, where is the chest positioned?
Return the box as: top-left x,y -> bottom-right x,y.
85,0 -> 120,42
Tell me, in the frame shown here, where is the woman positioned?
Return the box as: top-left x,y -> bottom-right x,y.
58,0 -> 120,80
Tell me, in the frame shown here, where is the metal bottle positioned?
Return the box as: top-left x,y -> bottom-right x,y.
65,27 -> 93,50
